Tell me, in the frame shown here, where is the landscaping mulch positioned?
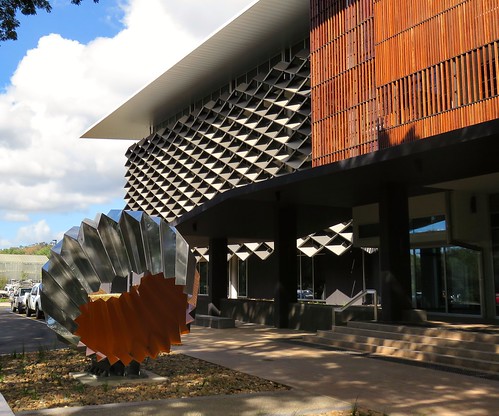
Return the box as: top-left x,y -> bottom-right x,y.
0,348 -> 287,412
0,348 -> 386,415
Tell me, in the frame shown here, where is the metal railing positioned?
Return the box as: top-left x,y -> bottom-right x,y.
332,289 -> 378,327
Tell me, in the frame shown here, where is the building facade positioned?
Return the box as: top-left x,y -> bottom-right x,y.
310,0 -> 499,321
85,0 -> 499,326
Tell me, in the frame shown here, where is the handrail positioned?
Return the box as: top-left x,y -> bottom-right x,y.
332,289 -> 378,327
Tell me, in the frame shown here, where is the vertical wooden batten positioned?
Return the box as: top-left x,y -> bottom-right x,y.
311,0 -> 499,165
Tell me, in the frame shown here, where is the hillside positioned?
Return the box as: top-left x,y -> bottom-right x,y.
0,242 -> 52,257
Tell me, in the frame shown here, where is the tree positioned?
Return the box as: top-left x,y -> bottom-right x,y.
0,0 -> 99,42
34,245 -> 51,257
0,242 -> 52,255
0,275 -> 7,289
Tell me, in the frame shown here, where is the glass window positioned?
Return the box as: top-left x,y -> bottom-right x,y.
237,259 -> 248,298
297,255 -> 313,300
409,215 -> 446,234
489,194 -> 499,316
411,246 -> 481,315
296,255 -> 326,301
445,246 -> 481,314
197,261 -> 208,295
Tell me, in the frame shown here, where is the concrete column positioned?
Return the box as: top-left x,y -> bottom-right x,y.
274,206 -> 297,328
229,256 -> 238,299
379,183 -> 412,321
208,237 -> 228,316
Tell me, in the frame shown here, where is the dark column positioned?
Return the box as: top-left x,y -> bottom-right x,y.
274,206 -> 297,328
208,237 -> 228,316
379,183 -> 412,321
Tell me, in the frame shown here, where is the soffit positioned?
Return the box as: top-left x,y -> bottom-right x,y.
82,0 -> 310,140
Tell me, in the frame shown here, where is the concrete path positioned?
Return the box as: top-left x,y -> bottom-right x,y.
16,390 -> 348,416
176,323 -> 499,416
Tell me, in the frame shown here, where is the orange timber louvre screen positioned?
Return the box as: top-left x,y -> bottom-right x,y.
311,0 -> 499,167
311,0 -> 376,166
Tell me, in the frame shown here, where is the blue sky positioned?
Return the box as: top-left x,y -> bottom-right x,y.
0,0 -> 253,248
0,1 -> 124,91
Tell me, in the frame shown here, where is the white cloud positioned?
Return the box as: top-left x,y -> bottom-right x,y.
2,213 -> 29,222
0,0 -> 253,229
16,220 -> 52,244
160,0 -> 256,37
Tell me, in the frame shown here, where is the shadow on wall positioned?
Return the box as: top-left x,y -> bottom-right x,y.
378,124 -> 421,150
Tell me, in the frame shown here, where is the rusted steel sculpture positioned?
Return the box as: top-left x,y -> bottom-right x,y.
41,210 -> 199,369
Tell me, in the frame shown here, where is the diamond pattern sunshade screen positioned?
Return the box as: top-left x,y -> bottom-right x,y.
125,47 -> 311,222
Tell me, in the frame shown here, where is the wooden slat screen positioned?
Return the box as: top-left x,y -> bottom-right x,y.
375,0 -> 499,147
375,0 -> 499,85
378,41 -> 499,146
311,0 -> 376,165
311,0 -> 499,166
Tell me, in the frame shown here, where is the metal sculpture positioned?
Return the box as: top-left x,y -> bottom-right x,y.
41,210 -> 199,368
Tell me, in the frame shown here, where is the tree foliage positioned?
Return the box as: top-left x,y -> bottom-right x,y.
0,0 -> 99,42
0,242 -> 52,256
0,275 -> 8,289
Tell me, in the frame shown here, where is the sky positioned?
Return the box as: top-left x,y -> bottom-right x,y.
0,0 -> 254,248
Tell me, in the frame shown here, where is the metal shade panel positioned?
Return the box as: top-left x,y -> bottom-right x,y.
119,211 -> 147,273
174,232 -> 190,287
41,267 -> 83,321
43,254 -> 89,307
40,287 -> 78,335
141,213 -> 162,275
78,220 -> 116,283
95,213 -> 131,279
160,221 -> 177,279
60,229 -> 101,293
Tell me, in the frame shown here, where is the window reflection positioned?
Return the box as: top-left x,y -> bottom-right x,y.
411,246 -> 481,314
409,215 -> 446,234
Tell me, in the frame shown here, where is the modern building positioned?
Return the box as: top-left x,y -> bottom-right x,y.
84,0 -> 499,326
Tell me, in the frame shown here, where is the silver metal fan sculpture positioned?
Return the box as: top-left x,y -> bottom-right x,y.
41,210 -> 198,367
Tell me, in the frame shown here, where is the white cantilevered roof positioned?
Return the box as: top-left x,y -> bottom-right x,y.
82,0 -> 310,140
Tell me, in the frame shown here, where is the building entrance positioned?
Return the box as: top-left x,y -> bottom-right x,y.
411,246 -> 482,315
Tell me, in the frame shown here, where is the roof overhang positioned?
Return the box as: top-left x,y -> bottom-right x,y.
82,0 -> 310,140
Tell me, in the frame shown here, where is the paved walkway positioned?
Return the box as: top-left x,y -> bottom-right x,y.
13,321 -> 499,416
176,323 -> 499,416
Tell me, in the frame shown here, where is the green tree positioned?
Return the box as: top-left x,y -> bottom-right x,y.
0,276 -> 7,289
34,245 -> 51,257
0,247 -> 23,254
0,243 -> 52,255
0,0 -> 99,42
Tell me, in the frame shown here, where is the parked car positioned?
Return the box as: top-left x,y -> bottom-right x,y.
10,287 -> 32,313
26,283 -> 44,319
6,287 -> 15,299
297,289 -> 314,300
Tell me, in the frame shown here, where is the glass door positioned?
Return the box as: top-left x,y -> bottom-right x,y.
411,246 -> 482,315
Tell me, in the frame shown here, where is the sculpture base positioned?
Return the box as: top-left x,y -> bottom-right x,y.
70,369 -> 166,387
88,358 -> 141,377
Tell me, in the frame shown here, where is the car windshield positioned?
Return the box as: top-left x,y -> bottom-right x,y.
20,288 -> 31,295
